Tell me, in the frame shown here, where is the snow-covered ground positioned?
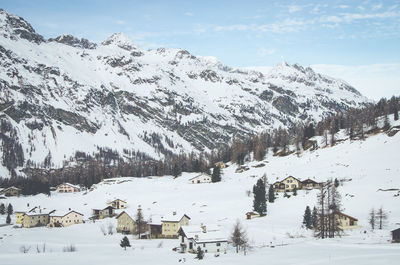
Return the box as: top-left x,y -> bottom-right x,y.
1,126 -> 400,264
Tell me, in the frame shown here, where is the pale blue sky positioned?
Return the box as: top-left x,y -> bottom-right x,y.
1,0 -> 400,98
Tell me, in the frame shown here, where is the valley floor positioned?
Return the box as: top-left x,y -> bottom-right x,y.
1,126 -> 400,264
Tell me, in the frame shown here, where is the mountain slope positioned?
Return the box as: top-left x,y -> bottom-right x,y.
0,9 -> 368,177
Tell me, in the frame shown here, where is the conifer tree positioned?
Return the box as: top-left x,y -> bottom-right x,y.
253,179 -> 267,215
135,206 -> 146,239
293,187 -> 298,196
334,178 -> 339,188
211,166 -> 221,183
369,208 -> 376,230
6,214 -> 11,224
196,246 -> 204,260
120,236 -> 131,250
268,185 -> 275,203
0,203 -> 5,215
303,206 -> 312,229
312,206 -> 318,229
7,203 -> 13,215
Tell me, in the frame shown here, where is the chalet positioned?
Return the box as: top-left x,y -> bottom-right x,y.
324,212 -> 360,230
49,210 -> 84,227
391,228 -> 400,243
273,176 -> 302,192
246,211 -> 260,220
15,206 -> 39,224
161,212 -> 190,238
22,209 -> 55,228
107,199 -> 127,209
189,173 -> 212,184
55,183 -> 81,193
91,206 -> 116,220
301,178 -> 322,189
0,186 -> 21,197
179,225 -> 228,254
116,211 -> 137,234
215,161 -> 227,169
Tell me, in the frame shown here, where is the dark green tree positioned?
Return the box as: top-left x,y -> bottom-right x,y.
196,246 -> 204,260
293,187 -> 298,196
120,236 -> 131,250
268,185 -> 275,203
312,206 -> 318,229
0,203 -> 5,215
6,214 -> 11,224
303,206 -> 312,229
7,203 -> 13,215
211,166 -> 221,183
253,179 -> 267,215
334,178 -> 339,188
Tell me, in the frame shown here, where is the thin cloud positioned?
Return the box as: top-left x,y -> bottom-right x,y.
288,5 -> 302,13
184,12 -> 194,17
258,48 -> 276,56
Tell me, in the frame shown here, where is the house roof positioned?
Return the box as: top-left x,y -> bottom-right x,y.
57,183 -> 80,189
109,198 -> 127,203
180,225 -> 227,243
302,178 -> 321,184
25,209 -> 55,216
189,173 -> 211,181
15,206 -> 39,214
282,175 -> 301,183
2,186 -> 21,191
50,210 -> 83,217
391,228 -> 400,233
336,212 -> 358,221
162,213 -> 191,222
92,205 -> 116,211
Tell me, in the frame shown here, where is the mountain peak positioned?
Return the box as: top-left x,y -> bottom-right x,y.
101,32 -> 138,51
0,9 -> 44,44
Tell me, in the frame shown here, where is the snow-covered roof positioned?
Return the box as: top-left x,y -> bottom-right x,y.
15,206 -> 39,213
57,183 -> 80,189
108,198 -> 127,203
25,209 -> 55,216
50,210 -> 83,217
162,213 -> 190,222
189,173 -> 211,181
2,186 -> 21,191
92,205 -> 115,210
181,225 -> 227,243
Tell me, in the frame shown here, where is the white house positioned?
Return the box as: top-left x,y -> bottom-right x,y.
55,183 -> 81,193
189,173 -> 212,184
179,225 -> 228,254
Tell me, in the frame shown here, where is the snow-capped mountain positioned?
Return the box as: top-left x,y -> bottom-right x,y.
0,9 -> 369,177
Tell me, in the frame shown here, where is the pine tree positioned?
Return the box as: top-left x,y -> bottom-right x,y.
268,185 -> 275,203
196,246 -> 204,260
120,236 -> 131,250
334,178 -> 339,188
303,206 -> 312,229
7,203 -> 13,215
0,203 -> 5,215
6,214 -> 11,224
312,206 -> 318,229
211,166 -> 221,183
253,179 -> 267,215
293,187 -> 298,196
135,206 -> 146,239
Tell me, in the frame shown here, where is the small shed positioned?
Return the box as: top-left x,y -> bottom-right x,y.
246,211 -> 260,220
392,228 -> 400,243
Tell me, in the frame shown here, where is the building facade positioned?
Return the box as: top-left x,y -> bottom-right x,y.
49,211 -> 83,227
55,183 -> 81,193
116,211 -> 137,234
179,225 -> 228,254
107,199 -> 127,209
161,213 -> 190,238
1,186 -> 21,196
189,174 -> 212,184
92,206 -> 116,219
273,176 -> 302,192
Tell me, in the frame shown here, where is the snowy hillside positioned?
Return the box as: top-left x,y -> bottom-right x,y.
0,9 -> 369,178
1,117 -> 399,264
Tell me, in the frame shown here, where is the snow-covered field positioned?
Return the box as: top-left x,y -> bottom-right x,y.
1,128 -> 400,264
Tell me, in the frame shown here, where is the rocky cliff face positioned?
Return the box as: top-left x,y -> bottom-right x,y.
0,9 -> 369,178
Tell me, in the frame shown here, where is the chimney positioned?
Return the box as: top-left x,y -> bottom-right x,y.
173,211 -> 176,216
202,225 -> 207,233
195,234 -> 199,241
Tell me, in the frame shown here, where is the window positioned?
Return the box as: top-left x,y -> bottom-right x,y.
216,242 -> 221,246
203,244 -> 206,247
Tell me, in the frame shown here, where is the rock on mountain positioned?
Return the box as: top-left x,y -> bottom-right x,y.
0,9 -> 369,178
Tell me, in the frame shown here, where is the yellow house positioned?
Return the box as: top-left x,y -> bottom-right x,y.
15,206 -> 39,224
273,176 -> 301,192
107,199 -> 127,209
116,211 -> 137,234
49,210 -> 84,227
22,210 -> 55,228
336,212 -> 360,230
161,213 -> 190,238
